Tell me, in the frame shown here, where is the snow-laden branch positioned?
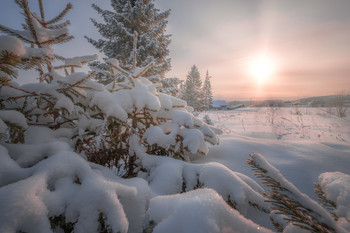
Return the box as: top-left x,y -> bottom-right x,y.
247,152 -> 348,233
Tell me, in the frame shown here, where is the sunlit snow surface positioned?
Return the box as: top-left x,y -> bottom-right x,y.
197,107 -> 350,198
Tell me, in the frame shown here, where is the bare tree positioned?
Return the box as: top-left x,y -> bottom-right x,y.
333,91 -> 349,117
267,106 -> 280,125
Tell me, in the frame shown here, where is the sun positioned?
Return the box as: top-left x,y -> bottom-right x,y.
248,54 -> 276,85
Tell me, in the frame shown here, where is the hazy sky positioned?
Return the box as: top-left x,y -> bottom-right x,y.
1,0 -> 350,100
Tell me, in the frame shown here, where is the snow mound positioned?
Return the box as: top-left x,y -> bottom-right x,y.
0,35 -> 53,59
91,91 -> 128,121
0,136 -> 151,233
142,155 -> 268,216
318,172 -> 350,218
146,188 -> 273,233
0,110 -> 28,129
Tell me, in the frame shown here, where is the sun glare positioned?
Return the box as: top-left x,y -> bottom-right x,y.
248,54 -> 276,85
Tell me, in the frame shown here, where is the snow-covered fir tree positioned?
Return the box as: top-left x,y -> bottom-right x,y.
82,33 -> 220,177
85,0 -> 171,84
183,65 -> 203,111
0,2 -> 223,231
202,70 -> 213,110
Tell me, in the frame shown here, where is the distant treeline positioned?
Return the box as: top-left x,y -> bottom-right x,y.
228,94 -> 350,108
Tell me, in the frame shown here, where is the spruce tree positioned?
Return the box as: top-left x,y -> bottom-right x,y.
183,65 -> 203,111
85,0 -> 171,83
202,70 -> 213,110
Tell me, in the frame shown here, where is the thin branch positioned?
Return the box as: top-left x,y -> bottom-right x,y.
133,62 -> 154,79
38,0 -> 45,23
54,54 -> 66,61
133,31 -> 138,70
57,71 -> 96,93
21,0 -> 41,47
46,20 -> 70,30
45,3 -> 73,25
30,13 -> 45,27
40,33 -> 74,46
247,153 -> 342,233
108,63 -> 129,76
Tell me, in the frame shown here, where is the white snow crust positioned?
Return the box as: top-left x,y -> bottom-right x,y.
0,35 -> 26,56
318,172 -> 350,218
0,35 -> 53,59
0,110 -> 28,129
64,55 -> 98,67
0,131 -> 153,233
147,188 -> 273,233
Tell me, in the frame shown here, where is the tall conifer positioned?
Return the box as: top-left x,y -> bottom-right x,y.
183,65 -> 202,111
85,0 -> 171,83
202,70 -> 213,110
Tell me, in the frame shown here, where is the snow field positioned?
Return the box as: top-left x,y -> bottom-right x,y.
1,107 -> 349,232
197,108 -> 350,197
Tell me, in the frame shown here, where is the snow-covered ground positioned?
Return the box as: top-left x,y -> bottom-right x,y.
1,106 -> 349,232
150,107 -> 350,232
198,107 -> 350,199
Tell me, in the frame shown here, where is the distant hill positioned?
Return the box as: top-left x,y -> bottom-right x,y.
227,94 -> 350,107
228,99 -> 286,107
296,94 -> 350,107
